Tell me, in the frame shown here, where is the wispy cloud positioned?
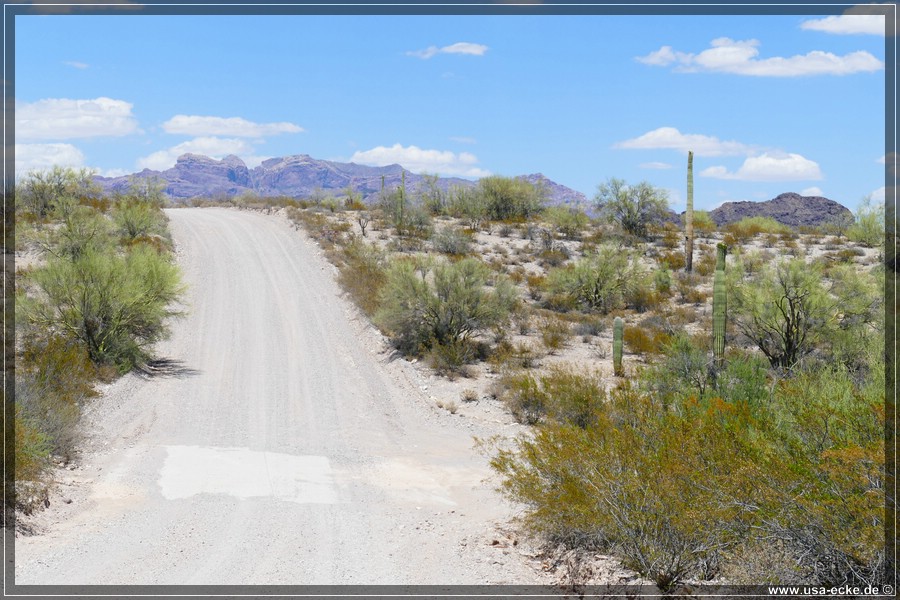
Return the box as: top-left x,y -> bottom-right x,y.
800,186 -> 824,196
63,60 -> 89,69
16,97 -> 140,140
450,136 -> 477,144
700,152 -> 823,182
162,115 -> 304,138
800,11 -> 885,36
636,37 -> 883,76
15,143 -> 85,175
407,42 -> 488,60
639,161 -> 673,170
614,127 -> 756,157
350,143 -> 490,178
136,136 -> 267,171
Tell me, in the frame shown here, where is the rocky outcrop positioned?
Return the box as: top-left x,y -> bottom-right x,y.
708,192 -> 853,229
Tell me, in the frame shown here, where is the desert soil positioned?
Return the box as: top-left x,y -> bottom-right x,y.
12,207 -> 555,586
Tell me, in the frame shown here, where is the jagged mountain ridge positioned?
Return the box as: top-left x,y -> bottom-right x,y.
96,154 -> 852,229
94,153 -> 589,207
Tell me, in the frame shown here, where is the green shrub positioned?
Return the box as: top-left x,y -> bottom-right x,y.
375,257 -> 518,356
538,317 -> 571,353
479,176 -> 546,222
731,258 -> 846,372
336,237 -> 387,316
427,338 -> 479,378
724,216 -> 790,241
22,245 -> 184,371
499,365 -> 604,428
492,384 -> 759,589
546,245 -> 642,314
492,351 -> 886,588
657,250 -> 686,271
113,198 -> 169,243
544,205 -> 589,240
593,178 -> 670,240
623,326 -> 670,356
430,226 -> 472,256
847,196 -> 884,248
489,340 -> 539,371
572,315 -> 605,338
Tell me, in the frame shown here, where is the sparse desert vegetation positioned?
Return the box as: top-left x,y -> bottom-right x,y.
10,169 -> 184,516
10,165 -> 887,590
209,170 -> 887,589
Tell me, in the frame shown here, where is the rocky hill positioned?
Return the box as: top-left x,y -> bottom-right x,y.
708,192 -> 853,229
94,153 -> 588,207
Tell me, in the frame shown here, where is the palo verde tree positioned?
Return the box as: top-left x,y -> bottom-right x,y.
593,177 -> 670,240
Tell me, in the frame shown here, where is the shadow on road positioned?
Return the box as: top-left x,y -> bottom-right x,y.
135,358 -> 200,379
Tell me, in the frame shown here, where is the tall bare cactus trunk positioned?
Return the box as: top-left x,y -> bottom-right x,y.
613,316 -> 624,377
685,150 -> 694,273
713,243 -> 727,368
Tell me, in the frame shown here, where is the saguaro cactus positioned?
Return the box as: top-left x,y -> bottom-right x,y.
613,316 -> 624,376
712,243 -> 727,367
685,150 -> 694,273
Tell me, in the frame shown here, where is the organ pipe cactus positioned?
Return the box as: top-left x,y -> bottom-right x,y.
685,151 -> 694,272
613,316 -> 624,376
712,243 -> 727,367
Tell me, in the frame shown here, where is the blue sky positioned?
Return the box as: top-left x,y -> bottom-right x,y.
11,7 -> 890,212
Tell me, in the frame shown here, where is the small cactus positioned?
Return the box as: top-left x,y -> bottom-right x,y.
712,243 -> 727,366
613,316 -> 624,376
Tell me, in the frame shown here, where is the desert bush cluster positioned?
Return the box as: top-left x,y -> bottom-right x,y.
12,169 -> 184,514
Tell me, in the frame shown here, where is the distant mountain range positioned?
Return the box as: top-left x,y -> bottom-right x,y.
94,153 -> 588,208
95,153 -> 853,229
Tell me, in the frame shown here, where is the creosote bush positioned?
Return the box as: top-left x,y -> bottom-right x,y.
499,365 -> 605,427
492,356 -> 885,589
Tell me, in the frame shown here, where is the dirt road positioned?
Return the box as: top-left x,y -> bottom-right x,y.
13,208 -> 545,586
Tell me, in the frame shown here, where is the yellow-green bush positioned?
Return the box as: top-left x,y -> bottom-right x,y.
498,365 -> 605,427
492,356 -> 886,588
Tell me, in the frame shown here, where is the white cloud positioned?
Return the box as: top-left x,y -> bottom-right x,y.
637,38 -> 883,76
63,60 -> 89,69
871,186 -> 886,203
801,186 -> 824,196
639,161 -> 673,169
800,14 -> 885,36
407,42 -> 488,59
136,137 -> 265,171
878,154 -> 886,164
635,46 -> 689,66
700,152 -> 823,181
16,97 -> 139,140
15,143 -> 85,175
98,168 -> 130,178
162,115 -> 303,138
349,143 -> 490,178
614,127 -> 756,157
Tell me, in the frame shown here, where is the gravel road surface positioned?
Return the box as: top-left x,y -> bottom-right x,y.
13,208 -> 547,586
